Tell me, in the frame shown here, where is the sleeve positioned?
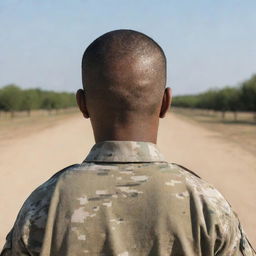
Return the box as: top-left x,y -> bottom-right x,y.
1,169 -> 65,256
237,224 -> 256,256
0,228 -> 31,256
184,172 -> 255,256
0,230 -> 13,256
215,212 -> 256,256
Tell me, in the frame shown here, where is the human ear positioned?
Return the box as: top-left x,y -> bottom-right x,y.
76,89 -> 89,118
159,87 -> 172,118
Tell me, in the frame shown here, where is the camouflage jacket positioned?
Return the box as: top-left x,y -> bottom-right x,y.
1,141 -> 255,256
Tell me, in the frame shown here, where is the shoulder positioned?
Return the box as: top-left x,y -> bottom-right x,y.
172,163 -> 232,216
22,164 -> 80,212
153,162 -> 228,212
3,164 -> 80,253
19,164 -> 80,219
172,163 -> 256,255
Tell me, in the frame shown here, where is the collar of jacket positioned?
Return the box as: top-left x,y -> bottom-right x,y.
84,141 -> 166,163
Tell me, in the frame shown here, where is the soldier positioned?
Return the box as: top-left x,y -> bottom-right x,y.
1,29 -> 255,256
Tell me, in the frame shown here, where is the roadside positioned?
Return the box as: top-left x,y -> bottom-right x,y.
0,108 -> 80,143
172,107 -> 256,155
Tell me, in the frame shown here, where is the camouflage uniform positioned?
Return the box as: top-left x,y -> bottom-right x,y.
1,141 -> 255,256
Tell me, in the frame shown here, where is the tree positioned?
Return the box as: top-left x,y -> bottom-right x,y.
196,89 -> 218,110
0,84 -> 23,117
225,87 -> 241,120
241,75 -> 256,121
20,89 -> 42,115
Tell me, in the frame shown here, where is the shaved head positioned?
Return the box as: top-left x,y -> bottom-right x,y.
78,29 -> 171,143
82,29 -> 167,118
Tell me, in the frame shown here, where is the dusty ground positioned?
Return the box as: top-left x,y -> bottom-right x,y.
173,107 -> 256,155
0,112 -> 255,249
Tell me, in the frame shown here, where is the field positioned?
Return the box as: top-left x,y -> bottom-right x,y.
0,109 -> 255,249
0,108 -> 78,141
172,107 -> 256,154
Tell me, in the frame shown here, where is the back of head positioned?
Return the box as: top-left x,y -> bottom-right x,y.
82,29 -> 167,122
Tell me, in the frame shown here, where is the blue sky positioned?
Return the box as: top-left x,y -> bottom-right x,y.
0,0 -> 255,95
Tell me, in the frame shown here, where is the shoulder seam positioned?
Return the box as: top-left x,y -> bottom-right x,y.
49,164 -> 80,180
171,163 -> 201,179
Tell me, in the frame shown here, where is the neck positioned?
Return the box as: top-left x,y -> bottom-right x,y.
91,118 -> 159,144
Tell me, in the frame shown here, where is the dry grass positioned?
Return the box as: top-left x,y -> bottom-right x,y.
172,107 -> 256,155
0,108 -> 80,142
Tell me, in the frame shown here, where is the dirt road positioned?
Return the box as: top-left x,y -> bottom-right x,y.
1,112 -> 255,249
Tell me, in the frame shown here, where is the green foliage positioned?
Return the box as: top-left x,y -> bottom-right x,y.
0,85 -> 77,112
20,89 -> 42,112
241,75 -> 256,112
0,84 -> 23,112
172,75 -> 256,114
172,95 -> 200,108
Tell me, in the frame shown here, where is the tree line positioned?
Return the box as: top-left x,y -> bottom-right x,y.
0,84 -> 77,116
172,74 -> 256,120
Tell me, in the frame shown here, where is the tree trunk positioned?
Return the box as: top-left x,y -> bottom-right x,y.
11,111 -> 15,119
233,111 -> 237,121
222,111 -> 226,120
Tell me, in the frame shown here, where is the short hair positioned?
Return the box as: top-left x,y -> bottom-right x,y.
82,29 -> 166,116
